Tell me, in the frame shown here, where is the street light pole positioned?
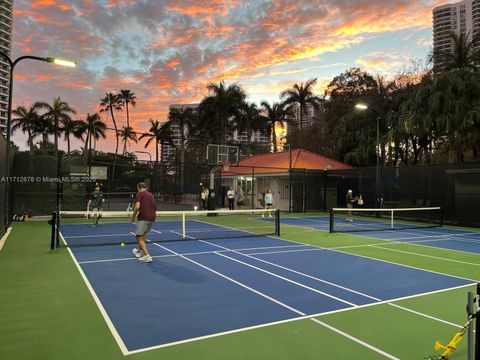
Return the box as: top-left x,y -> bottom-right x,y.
1,52 -> 75,227
284,144 -> 292,213
355,103 -> 382,207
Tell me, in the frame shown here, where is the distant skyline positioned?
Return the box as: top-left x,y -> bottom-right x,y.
11,0 -> 446,156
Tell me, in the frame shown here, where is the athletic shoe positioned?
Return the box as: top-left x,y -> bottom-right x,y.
261,214 -> 265,218
132,248 -> 142,258
268,214 -> 273,218
138,255 -> 153,263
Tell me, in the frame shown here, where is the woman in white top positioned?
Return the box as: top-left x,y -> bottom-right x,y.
263,189 -> 273,217
227,187 -> 235,210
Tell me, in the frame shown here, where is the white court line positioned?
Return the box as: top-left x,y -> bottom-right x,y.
201,239 -> 379,302
0,226 -> 12,253
69,220 -> 475,356
70,225 -> 475,356
143,230 -> 399,359
247,247 -> 326,256
199,239 -> 477,332
215,252 -> 358,307
310,318 -> 400,360
199,235 -> 474,344
78,244 -> 311,265
282,218 -> 480,259
126,283 -> 474,355
58,232 -> 129,356
369,245 -> 480,267
388,303 -> 463,329
150,229 -> 304,315
65,233 -> 133,239
193,217 -> 478,283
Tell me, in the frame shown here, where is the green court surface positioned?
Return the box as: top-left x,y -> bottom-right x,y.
0,218 -> 478,360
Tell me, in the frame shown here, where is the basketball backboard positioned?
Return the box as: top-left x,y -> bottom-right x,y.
206,144 -> 239,165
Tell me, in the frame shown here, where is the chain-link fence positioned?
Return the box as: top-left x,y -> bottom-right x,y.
10,149 -> 480,227
0,133 -> 8,236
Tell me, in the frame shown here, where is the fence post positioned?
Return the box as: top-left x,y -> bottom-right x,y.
251,167 -> 255,209
275,209 -> 280,236
475,283 -> 479,360
329,208 -> 334,233
50,211 -> 58,250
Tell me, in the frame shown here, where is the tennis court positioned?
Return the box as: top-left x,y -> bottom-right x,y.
280,211 -> 480,254
1,208 -> 479,359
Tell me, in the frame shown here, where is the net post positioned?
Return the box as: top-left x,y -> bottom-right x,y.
50,211 -> 58,250
440,207 -> 444,227
329,208 -> 333,233
390,210 -> 394,229
467,291 -> 475,360
275,209 -> 280,236
182,212 -> 186,239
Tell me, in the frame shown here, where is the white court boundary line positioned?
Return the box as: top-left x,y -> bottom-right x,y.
0,226 -> 12,253
58,232 -> 129,356
77,244 -> 312,265
125,230 -> 399,359
125,283 -> 473,356
193,218 -> 478,283
197,238 -> 473,332
64,220 -> 476,357
280,217 -> 480,262
369,245 -> 480,267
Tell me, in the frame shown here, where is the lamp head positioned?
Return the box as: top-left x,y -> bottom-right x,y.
46,57 -> 76,67
355,104 -> 368,110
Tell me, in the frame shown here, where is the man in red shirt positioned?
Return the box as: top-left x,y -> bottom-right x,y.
131,182 -> 157,263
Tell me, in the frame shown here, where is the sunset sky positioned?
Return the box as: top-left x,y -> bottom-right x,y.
11,0 -> 444,157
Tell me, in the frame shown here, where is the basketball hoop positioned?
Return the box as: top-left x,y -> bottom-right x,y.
221,160 -> 230,172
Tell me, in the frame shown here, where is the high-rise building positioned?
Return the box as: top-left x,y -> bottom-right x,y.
433,0 -> 480,71
289,103 -> 317,128
0,0 -> 12,134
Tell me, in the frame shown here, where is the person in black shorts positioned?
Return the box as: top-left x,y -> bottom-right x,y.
87,184 -> 104,226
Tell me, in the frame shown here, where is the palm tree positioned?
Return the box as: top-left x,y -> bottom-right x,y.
234,102 -> 267,156
11,104 -> 42,153
100,93 -> 122,156
61,118 -> 80,153
280,78 -> 321,130
139,120 -> 173,193
437,31 -> 480,72
35,97 -> 77,154
73,113 -> 106,156
198,81 -> 246,144
139,119 -> 161,164
118,89 -> 136,128
260,101 -> 291,152
100,93 -> 122,183
119,126 -> 138,154
168,107 -> 196,147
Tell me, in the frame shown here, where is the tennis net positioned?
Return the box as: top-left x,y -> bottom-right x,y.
329,207 -> 442,233
50,208 -> 280,248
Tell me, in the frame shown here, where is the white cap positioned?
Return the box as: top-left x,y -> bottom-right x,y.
348,190 -> 352,193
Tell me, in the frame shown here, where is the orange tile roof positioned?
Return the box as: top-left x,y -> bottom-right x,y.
221,148 -> 353,176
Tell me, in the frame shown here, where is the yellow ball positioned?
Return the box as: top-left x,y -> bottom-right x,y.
120,243 -> 125,247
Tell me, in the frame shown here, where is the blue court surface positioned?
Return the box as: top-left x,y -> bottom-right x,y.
281,215 -> 480,254
61,220 -> 474,354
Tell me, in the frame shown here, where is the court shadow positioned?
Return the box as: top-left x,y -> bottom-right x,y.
146,259 -> 207,284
